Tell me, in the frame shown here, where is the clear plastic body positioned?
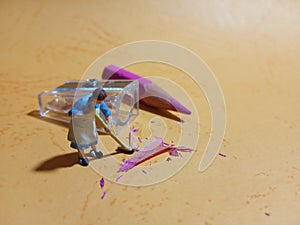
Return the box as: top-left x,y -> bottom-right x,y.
38,79 -> 139,135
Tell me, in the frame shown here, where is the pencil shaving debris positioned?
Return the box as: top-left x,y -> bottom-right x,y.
100,178 -> 105,189
218,153 -> 227,157
116,175 -> 123,182
131,127 -> 139,133
138,137 -> 142,143
101,191 -> 106,200
118,137 -> 194,172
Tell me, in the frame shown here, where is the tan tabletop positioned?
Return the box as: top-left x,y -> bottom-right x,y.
1,1 -> 299,225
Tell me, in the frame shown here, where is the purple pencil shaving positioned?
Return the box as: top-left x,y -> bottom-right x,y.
116,175 -> 123,182
101,191 -> 106,200
100,178 -> 105,189
138,137 -> 142,143
218,153 -> 227,157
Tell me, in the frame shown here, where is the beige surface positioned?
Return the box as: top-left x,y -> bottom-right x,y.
1,1 -> 300,224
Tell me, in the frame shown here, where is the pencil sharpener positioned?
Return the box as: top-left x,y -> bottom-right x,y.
38,79 -> 139,135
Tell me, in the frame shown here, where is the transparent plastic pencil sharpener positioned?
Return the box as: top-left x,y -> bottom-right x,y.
38,79 -> 139,135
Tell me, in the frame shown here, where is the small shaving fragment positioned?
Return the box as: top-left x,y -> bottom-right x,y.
138,137 -> 142,143
101,191 -> 106,200
219,153 -> 227,157
142,170 -> 147,174
100,178 -> 105,189
116,175 -> 123,182
129,127 -> 140,147
169,146 -> 193,157
166,157 -> 172,162
132,127 -> 139,133
169,149 -> 180,157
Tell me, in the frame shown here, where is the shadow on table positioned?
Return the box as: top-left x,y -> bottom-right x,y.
34,152 -> 78,171
34,151 -> 122,171
139,103 -> 183,122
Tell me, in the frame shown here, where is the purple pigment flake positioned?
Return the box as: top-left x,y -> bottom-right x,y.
219,153 -> 227,157
129,127 -> 140,148
169,149 -> 180,157
100,178 -> 105,189
101,191 -> 106,200
166,157 -> 172,162
131,127 -> 139,133
142,170 -> 147,174
116,175 -> 123,182
264,212 -> 270,216
138,137 -> 142,143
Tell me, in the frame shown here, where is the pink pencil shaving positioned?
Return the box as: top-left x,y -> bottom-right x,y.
118,137 -> 194,172
118,137 -> 166,172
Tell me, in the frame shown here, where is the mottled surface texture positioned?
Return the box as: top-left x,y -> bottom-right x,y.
0,1 -> 300,225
